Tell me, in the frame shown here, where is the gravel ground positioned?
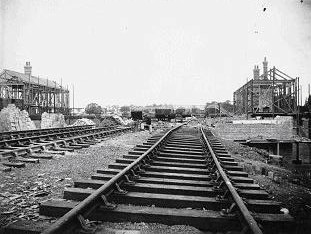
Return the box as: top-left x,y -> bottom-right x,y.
219,138 -> 311,223
95,222 -> 202,234
4,122 -> 307,232
0,129 -> 153,228
1,123 -> 201,234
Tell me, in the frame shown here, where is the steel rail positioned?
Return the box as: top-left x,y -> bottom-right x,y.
0,126 -> 131,157
0,125 -> 94,139
0,126 -> 116,147
200,127 -> 263,234
42,123 -> 185,234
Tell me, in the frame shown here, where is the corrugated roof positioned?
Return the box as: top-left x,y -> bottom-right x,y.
0,69 -> 64,90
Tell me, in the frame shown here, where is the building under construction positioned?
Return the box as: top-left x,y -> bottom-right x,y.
0,62 -> 69,118
233,57 -> 299,117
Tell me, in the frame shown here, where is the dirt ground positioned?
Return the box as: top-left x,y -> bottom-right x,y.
0,129 -> 154,228
2,122 -> 309,233
1,124 -> 200,234
219,138 -> 311,227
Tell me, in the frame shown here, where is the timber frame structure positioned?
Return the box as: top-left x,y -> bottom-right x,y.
233,66 -> 299,117
0,66 -> 69,118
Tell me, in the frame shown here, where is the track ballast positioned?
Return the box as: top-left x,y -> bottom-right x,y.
3,123 -> 295,233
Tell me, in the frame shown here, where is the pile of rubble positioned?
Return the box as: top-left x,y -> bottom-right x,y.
71,118 -> 95,126
0,104 -> 36,132
99,117 -> 118,127
41,112 -> 66,129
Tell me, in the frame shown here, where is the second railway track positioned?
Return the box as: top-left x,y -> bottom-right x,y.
0,125 -> 131,170
3,122 -> 295,233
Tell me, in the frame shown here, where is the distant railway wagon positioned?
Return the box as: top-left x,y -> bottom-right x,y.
155,108 -> 175,121
131,111 -> 143,121
176,108 -> 191,118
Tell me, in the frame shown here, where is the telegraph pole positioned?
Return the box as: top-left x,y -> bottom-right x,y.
72,84 -> 75,116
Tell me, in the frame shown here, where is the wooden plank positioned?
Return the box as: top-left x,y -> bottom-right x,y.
135,171 -> 210,181
146,165 -> 209,175
163,146 -> 203,153
29,153 -> 53,159
158,152 -> 206,160
16,157 -> 39,163
227,170 -> 248,177
124,182 -> 216,196
165,143 -> 202,149
154,156 -> 206,164
222,165 -> 243,171
230,176 -> 253,183
39,201 -> 240,232
136,177 -> 211,187
38,201 -> 292,232
74,179 -> 107,189
234,183 -> 260,190
151,161 -> 207,169
91,173 -> 114,180
160,149 -> 203,156
239,189 -> 269,199
96,168 -> 120,175
2,161 -> 25,168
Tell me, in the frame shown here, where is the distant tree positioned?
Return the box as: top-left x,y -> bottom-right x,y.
191,106 -> 199,115
120,106 -> 130,113
85,103 -> 103,115
221,101 -> 234,113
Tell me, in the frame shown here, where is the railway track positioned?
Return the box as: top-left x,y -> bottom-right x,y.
0,125 -> 93,141
3,123 -> 295,233
0,124 -> 131,170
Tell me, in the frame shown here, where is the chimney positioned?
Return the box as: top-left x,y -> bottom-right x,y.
263,57 -> 268,80
24,61 -> 32,76
253,65 -> 260,80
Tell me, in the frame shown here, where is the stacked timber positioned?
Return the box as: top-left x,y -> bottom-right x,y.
0,104 -> 36,132
41,112 -> 66,129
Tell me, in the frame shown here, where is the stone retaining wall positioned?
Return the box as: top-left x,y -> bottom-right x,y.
214,116 -> 294,140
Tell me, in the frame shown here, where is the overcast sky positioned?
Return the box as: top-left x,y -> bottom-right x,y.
1,0 -> 310,108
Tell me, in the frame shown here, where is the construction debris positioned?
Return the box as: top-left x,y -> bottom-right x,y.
99,116 -> 119,127
0,104 -> 36,132
41,112 -> 66,129
71,118 -> 95,126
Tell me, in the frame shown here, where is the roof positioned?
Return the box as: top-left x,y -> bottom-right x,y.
0,69 -> 64,90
